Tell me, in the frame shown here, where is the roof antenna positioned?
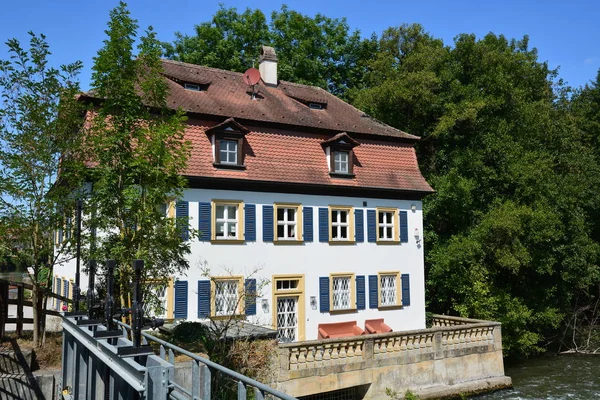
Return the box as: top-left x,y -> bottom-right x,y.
243,68 -> 261,100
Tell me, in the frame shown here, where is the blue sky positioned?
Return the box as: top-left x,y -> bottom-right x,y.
0,0 -> 598,91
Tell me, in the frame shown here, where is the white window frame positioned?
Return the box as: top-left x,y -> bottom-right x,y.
219,139 -> 238,165
333,150 -> 349,173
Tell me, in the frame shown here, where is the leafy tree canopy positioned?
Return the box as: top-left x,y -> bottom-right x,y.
354,25 -> 600,357
83,2 -> 192,311
163,5 -> 376,98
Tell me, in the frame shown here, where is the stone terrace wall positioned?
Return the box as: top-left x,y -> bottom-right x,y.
276,315 -> 511,399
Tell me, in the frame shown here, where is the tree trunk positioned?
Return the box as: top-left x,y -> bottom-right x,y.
32,286 -> 39,347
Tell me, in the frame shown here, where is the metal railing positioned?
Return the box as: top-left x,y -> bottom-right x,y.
115,319 -> 297,400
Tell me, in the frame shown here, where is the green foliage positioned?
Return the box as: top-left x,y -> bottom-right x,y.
355,25 -> 600,357
163,5 -> 375,98
171,322 -> 207,346
83,2 -> 192,308
0,32 -> 83,346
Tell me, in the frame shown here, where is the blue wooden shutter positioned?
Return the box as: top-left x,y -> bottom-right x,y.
400,211 -> 408,243
401,274 -> 410,306
63,279 -> 69,299
245,279 -> 257,315
263,205 -> 274,242
245,204 -> 256,241
176,201 -> 189,241
303,206 -> 313,242
355,209 -> 364,242
367,210 -> 376,242
174,280 -> 188,319
356,275 -> 366,310
198,202 -> 211,241
319,277 -> 330,312
368,275 -> 378,309
197,280 -> 210,318
57,229 -> 63,245
318,208 -> 329,242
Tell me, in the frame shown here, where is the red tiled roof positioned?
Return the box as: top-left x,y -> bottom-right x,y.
160,60 -> 418,140
81,60 -> 433,194
185,119 -> 433,193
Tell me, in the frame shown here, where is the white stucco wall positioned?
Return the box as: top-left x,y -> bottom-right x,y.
54,187 -> 426,341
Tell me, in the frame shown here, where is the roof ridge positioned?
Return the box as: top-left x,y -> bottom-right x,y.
161,59 -> 245,77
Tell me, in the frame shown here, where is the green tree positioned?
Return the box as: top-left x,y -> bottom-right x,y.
83,2 -> 192,312
355,25 -> 600,357
0,32 -> 83,347
163,5 -> 375,98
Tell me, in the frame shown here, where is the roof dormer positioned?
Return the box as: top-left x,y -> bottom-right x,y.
206,118 -> 249,169
321,132 -> 359,177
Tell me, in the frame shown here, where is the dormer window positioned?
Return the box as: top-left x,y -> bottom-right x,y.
184,83 -> 202,91
218,139 -> 238,164
333,150 -> 349,173
321,132 -> 359,177
206,118 -> 249,169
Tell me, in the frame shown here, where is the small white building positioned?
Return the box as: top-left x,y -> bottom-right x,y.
54,46 -> 434,342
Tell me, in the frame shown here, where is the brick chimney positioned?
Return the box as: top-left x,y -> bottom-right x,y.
259,46 -> 278,87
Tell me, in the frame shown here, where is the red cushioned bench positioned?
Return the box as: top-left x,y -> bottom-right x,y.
318,321 -> 365,339
365,318 -> 392,334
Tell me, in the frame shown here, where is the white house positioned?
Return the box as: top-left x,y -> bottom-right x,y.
54,46 -> 434,342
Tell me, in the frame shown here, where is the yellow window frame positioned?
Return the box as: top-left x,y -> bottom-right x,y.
329,272 -> 356,312
211,200 -> 245,243
272,274 -> 305,341
328,205 -> 355,244
211,276 -> 244,318
376,207 -> 400,243
377,271 -> 402,308
274,203 -> 303,243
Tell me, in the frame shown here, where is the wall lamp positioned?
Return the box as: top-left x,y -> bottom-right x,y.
310,296 -> 317,310
261,299 -> 269,313
414,228 -> 422,245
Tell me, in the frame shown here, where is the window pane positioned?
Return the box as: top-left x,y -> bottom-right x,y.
216,222 -> 225,237
216,206 -> 225,219
340,211 -> 347,223
286,208 -> 295,221
277,225 -> 285,238
225,205 -> 236,218
340,226 -> 348,238
277,208 -> 285,220
228,223 -> 237,237
386,227 -> 393,238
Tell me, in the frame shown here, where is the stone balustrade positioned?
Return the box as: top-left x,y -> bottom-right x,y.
275,314 -> 509,399
279,315 -> 500,374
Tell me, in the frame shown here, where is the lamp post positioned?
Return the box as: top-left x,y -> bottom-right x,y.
74,199 -> 82,311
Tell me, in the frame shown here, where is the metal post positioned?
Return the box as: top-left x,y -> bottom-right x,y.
132,260 -> 143,348
87,260 -> 96,320
74,199 -> 82,312
105,260 -> 115,332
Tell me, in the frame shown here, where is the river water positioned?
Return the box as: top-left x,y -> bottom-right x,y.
476,354 -> 600,399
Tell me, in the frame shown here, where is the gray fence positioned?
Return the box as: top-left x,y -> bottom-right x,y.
61,314 -> 297,400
